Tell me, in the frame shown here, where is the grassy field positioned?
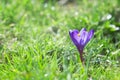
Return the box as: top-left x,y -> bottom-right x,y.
0,0 -> 120,80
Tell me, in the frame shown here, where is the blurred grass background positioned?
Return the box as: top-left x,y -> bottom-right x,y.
0,0 -> 120,80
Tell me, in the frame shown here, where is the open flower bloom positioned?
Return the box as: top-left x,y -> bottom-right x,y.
69,28 -> 94,63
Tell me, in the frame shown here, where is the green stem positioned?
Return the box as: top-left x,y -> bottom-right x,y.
77,47 -> 84,64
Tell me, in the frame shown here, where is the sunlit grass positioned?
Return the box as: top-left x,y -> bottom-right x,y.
0,0 -> 120,80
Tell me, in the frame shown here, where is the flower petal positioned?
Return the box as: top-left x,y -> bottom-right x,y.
84,29 -> 94,45
69,30 -> 80,46
80,28 -> 86,35
79,31 -> 88,46
87,29 -> 94,40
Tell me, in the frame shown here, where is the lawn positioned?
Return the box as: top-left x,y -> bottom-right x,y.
0,0 -> 120,80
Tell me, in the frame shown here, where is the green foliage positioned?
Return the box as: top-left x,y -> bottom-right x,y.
0,0 -> 120,80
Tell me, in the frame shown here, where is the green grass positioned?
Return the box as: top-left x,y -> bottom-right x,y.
0,0 -> 120,80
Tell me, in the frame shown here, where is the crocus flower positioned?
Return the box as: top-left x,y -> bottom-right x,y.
69,28 -> 94,63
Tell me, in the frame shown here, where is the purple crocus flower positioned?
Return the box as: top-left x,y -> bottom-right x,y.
69,28 -> 94,63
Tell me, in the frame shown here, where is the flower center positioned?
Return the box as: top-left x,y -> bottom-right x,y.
77,33 -> 80,37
